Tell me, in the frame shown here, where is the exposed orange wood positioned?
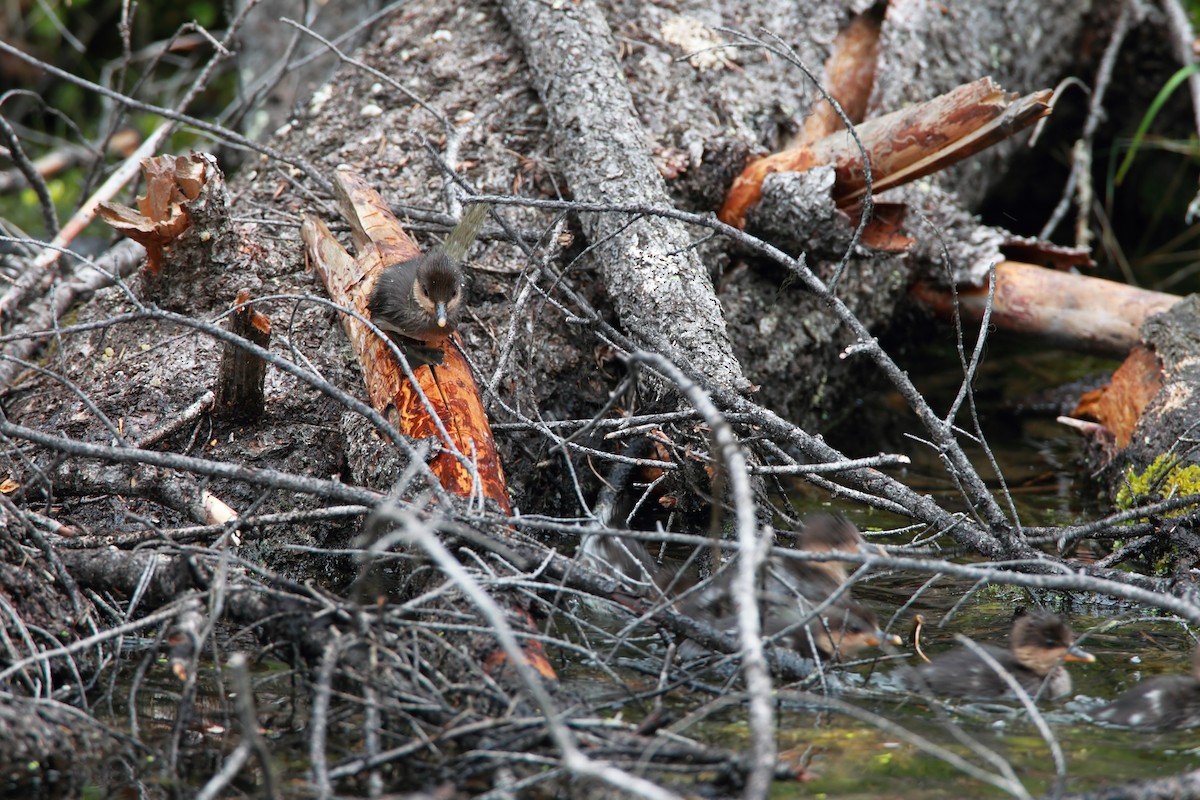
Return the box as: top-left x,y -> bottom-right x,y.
302,170 -> 510,514
856,201 -> 912,252
483,647 -> 558,681
1073,346 -> 1163,449
719,147 -> 819,231
910,260 -> 1181,357
794,3 -> 885,145
720,78 -> 1051,228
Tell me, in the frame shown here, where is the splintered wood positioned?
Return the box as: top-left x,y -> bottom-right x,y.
98,154 -> 208,276
300,170 -> 510,513
720,77 -> 1052,228
216,290 -> 271,420
302,170 -> 551,682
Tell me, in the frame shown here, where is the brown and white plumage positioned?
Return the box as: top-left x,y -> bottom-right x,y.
676,516 -> 896,661
1091,646 -> 1200,731
367,203 -> 485,365
904,609 -> 1095,700
369,250 -> 465,339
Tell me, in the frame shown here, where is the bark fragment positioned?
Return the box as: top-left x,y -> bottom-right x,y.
721,77 -> 1052,228
1082,296 -> 1200,516
1072,346 -> 1163,450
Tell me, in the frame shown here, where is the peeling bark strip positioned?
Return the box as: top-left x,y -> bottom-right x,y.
302,170 -> 510,511
216,290 -> 271,420
794,3 -> 886,146
721,77 -> 1052,227
1072,346 -> 1163,450
499,0 -> 747,392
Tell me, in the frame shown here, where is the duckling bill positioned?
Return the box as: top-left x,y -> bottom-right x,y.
368,203 -> 486,367
904,608 -> 1094,700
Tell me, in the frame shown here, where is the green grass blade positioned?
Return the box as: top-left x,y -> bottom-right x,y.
1115,62 -> 1200,186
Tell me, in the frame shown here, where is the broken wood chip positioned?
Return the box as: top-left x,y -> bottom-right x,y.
98,154 -> 211,276
215,290 -> 271,421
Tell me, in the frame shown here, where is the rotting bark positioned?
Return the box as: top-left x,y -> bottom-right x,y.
869,0 -> 1106,210
305,168 -> 555,683
721,77 -> 1052,227
1068,295 -> 1200,575
304,170 -> 511,507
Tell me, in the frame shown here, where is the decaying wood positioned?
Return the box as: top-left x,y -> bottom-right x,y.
721,77 -> 1052,228
909,260 -> 1181,357
1074,296 -> 1200,517
793,4 -> 884,146
302,169 -> 510,512
98,153 -> 209,278
216,290 -> 271,420
1070,346 -> 1163,450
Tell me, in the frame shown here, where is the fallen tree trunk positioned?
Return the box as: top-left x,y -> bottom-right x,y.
500,0 -> 748,394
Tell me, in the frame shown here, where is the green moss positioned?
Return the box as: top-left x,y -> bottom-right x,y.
1116,454 -> 1200,515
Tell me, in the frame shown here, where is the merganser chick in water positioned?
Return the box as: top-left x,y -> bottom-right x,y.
1091,645 -> 1200,731
676,515 -> 898,661
676,591 -> 893,661
904,609 -> 1095,700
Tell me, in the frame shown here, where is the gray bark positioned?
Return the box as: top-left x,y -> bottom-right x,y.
499,0 -> 748,393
